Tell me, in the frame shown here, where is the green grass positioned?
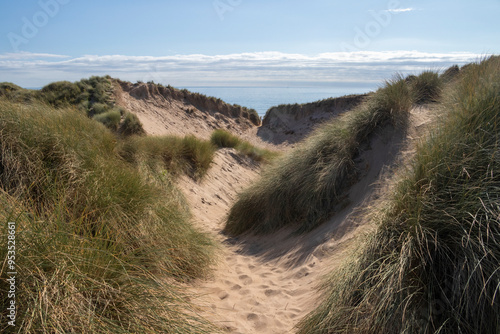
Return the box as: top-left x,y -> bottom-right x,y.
224,75 -> 412,235
298,56 -> 500,333
119,111 -> 146,136
119,135 -> 216,180
210,129 -> 279,163
409,70 -> 443,104
0,76 -> 146,137
0,99 -> 216,333
92,108 -> 121,130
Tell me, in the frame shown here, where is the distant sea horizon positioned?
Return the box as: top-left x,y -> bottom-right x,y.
181,84 -> 378,116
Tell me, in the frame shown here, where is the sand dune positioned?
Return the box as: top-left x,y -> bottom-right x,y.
175,106 -> 433,333
114,82 -> 434,333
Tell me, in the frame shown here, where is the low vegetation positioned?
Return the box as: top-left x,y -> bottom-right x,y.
0,98 -> 215,333
224,75 -> 413,235
210,129 -> 279,163
298,56 -> 500,333
0,76 -> 146,136
120,135 -> 216,180
408,70 -> 443,103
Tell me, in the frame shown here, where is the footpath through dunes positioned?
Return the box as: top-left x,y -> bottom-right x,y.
178,105 -> 435,333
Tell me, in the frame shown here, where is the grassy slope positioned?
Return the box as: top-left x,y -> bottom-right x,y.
1,76 -> 145,136
210,129 -> 279,163
299,57 -> 500,333
0,99 -> 216,333
224,75 -> 414,235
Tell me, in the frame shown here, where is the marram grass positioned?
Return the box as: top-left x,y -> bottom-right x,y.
298,56 -> 500,333
224,75 -> 412,235
210,129 -> 279,163
0,99 -> 216,333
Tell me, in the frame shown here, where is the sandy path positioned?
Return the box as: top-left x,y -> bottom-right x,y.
178,145 -> 385,333
179,150 -> 338,333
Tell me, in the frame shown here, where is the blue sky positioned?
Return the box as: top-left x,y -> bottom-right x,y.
0,0 -> 498,87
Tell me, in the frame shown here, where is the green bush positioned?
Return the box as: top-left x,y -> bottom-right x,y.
224,75 -> 412,235
90,102 -> 110,115
298,56 -> 500,334
39,81 -> 82,107
0,99 -> 215,333
93,108 -> 121,130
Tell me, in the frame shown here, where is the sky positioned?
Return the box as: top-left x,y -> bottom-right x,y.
0,0 -> 498,88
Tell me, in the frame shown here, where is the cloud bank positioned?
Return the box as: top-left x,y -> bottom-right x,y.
0,51 -> 482,88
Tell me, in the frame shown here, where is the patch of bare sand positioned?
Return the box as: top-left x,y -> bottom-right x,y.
182,106 -> 435,334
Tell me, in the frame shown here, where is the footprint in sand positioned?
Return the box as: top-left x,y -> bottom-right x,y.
293,267 -> 310,279
264,289 -> 281,297
246,313 -> 267,331
239,274 -> 253,285
218,291 -> 229,300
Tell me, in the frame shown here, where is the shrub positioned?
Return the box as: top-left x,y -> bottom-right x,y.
0,82 -> 34,102
441,64 -> 460,82
90,102 -> 110,116
298,56 -> 500,334
224,75 -> 412,235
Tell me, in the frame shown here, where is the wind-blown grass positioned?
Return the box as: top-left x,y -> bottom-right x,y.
409,70 -> 443,104
210,129 -> 279,163
298,56 -> 500,333
0,99 -> 215,333
119,135 -> 216,180
0,76 -> 146,137
224,75 -> 412,235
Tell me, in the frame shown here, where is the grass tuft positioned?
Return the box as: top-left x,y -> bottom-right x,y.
210,129 -> 278,163
120,135 -> 216,180
119,111 -> 146,136
409,70 -> 443,104
93,108 -> 122,130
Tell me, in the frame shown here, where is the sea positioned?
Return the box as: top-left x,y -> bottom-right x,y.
181,85 -> 377,117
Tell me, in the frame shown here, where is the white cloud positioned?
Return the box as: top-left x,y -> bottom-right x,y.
386,7 -> 417,13
0,51 -> 69,60
0,51 -> 483,88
